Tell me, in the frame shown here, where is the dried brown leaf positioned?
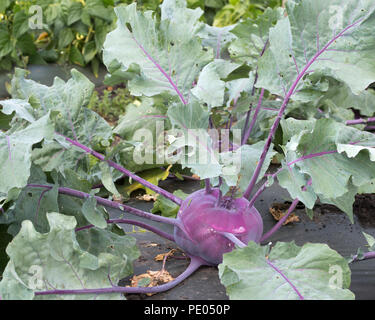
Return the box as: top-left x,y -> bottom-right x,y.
129,269 -> 174,296
136,194 -> 158,201
269,202 -> 299,225
154,249 -> 177,261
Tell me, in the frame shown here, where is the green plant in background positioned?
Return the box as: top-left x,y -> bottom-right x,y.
0,0 -> 281,74
87,86 -> 136,124
213,0 -> 282,26
0,0 -> 39,71
0,0 -> 162,75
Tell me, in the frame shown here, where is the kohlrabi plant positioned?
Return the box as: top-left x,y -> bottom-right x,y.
1,0 -> 375,300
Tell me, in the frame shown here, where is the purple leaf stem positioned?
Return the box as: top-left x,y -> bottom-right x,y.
243,18 -> 363,200
34,255 -> 206,296
248,167 -> 283,209
56,132 -> 182,205
240,39 -> 269,140
222,232 -> 246,248
130,34 -> 187,105
27,184 -> 179,227
346,117 -> 375,125
241,88 -> 265,145
205,179 -> 212,194
287,150 -> 337,166
260,198 -> 300,243
76,218 -> 174,241
351,251 -> 375,263
260,179 -> 312,242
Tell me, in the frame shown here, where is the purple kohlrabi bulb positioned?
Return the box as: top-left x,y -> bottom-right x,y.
174,188 -> 263,265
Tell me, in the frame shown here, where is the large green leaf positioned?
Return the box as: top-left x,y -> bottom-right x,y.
10,68 -> 111,145
225,78 -> 252,109
228,7 -> 284,66
1,166 -> 95,237
317,78 -> 375,118
197,24 -> 237,59
9,69 -> 113,183
103,2 -> 212,101
167,101 -> 222,179
218,241 -> 354,300
286,76 -> 375,121
0,0 -> 11,12
191,59 -> 240,107
12,11 -> 30,39
220,141 -> 276,193
279,118 -> 375,221
0,30 -> 12,59
113,98 -> 169,141
112,98 -> 172,173
0,114 -> 53,201
256,0 -> 375,96
0,99 -> 36,123
0,212 -> 139,300
81,196 -> 108,229
167,100 -> 210,130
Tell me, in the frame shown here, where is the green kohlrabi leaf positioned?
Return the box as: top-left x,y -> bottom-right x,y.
113,98 -> 169,141
362,232 -> 375,250
256,0 -> 375,96
220,141 -> 276,193
225,73 -> 254,111
81,196 -> 108,229
279,118 -> 375,222
0,212 -> 139,300
0,114 -> 53,202
99,162 -> 121,198
9,68 -> 113,184
167,101 -> 222,179
0,99 -> 36,123
1,166 -> 99,237
218,241 -> 354,300
167,100 -> 210,130
316,78 -> 375,118
151,189 -> 189,218
103,2 -> 212,102
228,7 -> 284,66
197,24 -> 237,60
10,68 -> 112,147
191,59 -> 240,108
112,98 -> 172,173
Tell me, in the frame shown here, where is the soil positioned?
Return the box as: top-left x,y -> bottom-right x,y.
353,194 -> 375,227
